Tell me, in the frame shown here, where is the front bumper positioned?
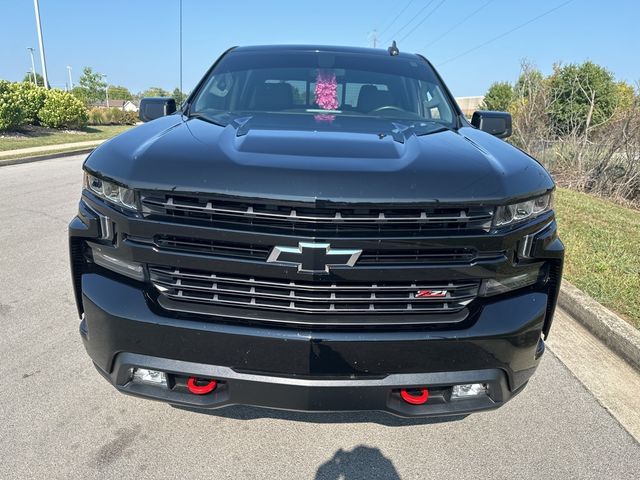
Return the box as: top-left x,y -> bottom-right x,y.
80,272 -> 547,417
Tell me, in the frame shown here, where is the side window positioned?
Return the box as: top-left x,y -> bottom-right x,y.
421,83 -> 452,123
195,73 -> 233,111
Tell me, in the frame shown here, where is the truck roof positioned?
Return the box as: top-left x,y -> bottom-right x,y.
232,44 -> 420,60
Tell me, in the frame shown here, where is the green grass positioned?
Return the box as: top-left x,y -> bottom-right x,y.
0,125 -> 133,152
555,188 -> 640,328
0,145 -> 98,162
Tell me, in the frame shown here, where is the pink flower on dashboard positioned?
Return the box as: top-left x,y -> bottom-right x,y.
315,70 -> 338,111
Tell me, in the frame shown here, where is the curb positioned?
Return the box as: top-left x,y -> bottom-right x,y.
558,281 -> 640,371
0,147 -> 95,167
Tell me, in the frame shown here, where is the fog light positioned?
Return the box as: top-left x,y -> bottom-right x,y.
131,368 -> 168,387
89,243 -> 145,281
451,383 -> 488,399
479,267 -> 541,296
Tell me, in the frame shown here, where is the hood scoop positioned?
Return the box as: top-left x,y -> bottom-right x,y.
234,129 -> 403,159
228,114 -> 408,159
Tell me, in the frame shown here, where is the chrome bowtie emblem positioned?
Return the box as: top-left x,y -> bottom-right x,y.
267,242 -> 362,274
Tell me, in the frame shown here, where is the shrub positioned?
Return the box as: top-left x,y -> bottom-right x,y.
13,81 -> 47,124
87,107 -> 137,125
38,89 -> 88,129
87,107 -> 104,125
0,80 -> 27,131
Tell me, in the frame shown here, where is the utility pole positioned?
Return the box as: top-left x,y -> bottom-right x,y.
369,29 -> 378,48
66,66 -> 73,89
32,0 -> 49,88
27,48 -> 37,85
179,0 -> 183,97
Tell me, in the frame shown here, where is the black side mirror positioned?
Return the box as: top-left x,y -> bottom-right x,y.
471,110 -> 512,139
139,97 -> 177,122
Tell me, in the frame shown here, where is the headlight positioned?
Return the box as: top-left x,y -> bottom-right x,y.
84,172 -> 138,211
493,192 -> 553,227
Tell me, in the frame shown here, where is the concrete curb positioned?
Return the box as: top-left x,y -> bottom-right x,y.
0,147 -> 94,167
559,281 -> 640,371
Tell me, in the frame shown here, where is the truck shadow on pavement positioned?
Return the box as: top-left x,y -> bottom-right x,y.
315,446 -> 401,480
172,404 -> 467,427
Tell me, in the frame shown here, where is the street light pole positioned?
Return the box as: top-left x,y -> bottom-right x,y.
27,48 -> 37,85
32,0 -> 49,89
179,0 -> 183,97
67,66 -> 73,89
104,76 -> 109,108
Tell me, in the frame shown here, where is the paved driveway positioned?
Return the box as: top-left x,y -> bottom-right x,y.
0,155 -> 638,479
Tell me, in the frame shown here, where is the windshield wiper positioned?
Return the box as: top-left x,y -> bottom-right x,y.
414,125 -> 451,136
390,121 -> 452,139
186,112 -> 227,127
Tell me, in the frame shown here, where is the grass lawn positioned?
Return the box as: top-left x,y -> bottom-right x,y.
555,188 -> 640,328
0,125 -> 133,152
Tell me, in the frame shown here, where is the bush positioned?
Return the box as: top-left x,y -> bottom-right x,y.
547,62 -> 618,135
87,107 -> 103,125
0,80 -> 27,131
14,82 -> 47,124
87,107 -> 137,125
38,89 -> 88,129
480,81 -> 514,111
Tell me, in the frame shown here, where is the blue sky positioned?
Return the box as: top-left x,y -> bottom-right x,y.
2,0 -> 639,96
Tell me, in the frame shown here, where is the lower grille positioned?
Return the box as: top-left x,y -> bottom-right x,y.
150,266 -> 479,315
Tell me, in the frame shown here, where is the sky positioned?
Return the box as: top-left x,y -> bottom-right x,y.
2,0 -> 639,97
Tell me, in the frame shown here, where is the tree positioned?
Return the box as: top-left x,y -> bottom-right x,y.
172,87 -> 187,106
547,61 -> 618,135
510,61 -> 550,153
141,87 -> 170,98
73,67 -> 107,104
22,72 -> 44,86
614,81 -> 635,115
107,85 -> 132,101
480,82 -> 514,112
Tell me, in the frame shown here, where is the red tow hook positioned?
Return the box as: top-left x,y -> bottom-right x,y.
400,388 -> 429,405
186,377 -> 218,395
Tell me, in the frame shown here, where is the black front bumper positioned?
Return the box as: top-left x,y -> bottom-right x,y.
80,272 -> 547,417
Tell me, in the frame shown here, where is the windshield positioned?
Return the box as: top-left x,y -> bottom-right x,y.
190,49 -> 457,133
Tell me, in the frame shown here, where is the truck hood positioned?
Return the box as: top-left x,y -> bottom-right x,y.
85,114 -> 554,205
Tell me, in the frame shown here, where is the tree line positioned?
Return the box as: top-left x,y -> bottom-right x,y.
481,61 -> 639,205
23,67 -> 188,106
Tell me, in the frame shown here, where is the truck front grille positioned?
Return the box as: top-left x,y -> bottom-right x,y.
141,194 -> 494,235
149,266 -> 479,315
151,235 -> 503,266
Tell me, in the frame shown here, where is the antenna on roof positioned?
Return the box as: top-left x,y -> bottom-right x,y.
388,40 -> 400,56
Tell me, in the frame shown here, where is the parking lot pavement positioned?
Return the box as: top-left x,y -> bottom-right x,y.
1,155 -> 638,479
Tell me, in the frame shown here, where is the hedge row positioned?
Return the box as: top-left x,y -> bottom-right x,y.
88,107 -> 138,126
0,81 -> 88,131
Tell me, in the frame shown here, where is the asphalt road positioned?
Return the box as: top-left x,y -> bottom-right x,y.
1,154 -> 638,479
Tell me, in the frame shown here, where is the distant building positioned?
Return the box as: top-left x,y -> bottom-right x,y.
123,101 -> 139,112
90,99 -> 139,112
455,96 -> 484,118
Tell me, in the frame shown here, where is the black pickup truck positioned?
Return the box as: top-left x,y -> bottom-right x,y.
69,44 -> 563,417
